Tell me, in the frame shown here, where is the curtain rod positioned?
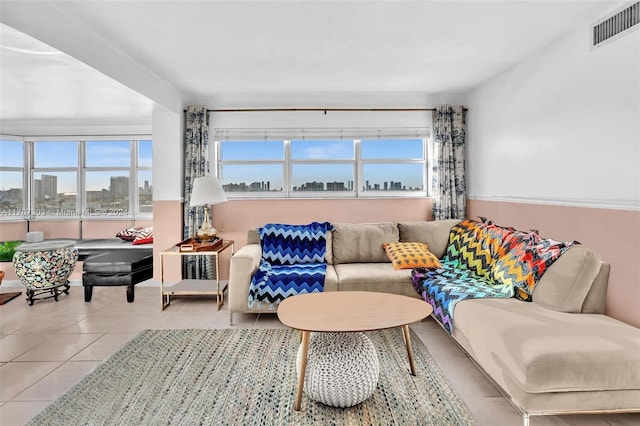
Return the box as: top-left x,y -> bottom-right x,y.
184,107 -> 467,113
206,108 -> 437,112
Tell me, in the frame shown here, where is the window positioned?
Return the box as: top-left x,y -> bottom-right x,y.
221,141 -> 284,194
360,139 -> 425,192
85,140 -> 131,216
33,141 -> 79,215
217,132 -> 428,198
291,140 -> 354,193
0,137 -> 152,220
0,139 -> 25,215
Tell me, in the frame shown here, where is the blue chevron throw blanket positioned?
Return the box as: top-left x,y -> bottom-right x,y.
412,262 -> 514,335
248,222 -> 332,309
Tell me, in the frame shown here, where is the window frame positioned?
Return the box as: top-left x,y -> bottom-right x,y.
217,131 -> 429,199
0,136 -> 152,221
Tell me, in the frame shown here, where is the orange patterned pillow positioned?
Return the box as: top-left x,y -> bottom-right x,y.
383,242 -> 442,270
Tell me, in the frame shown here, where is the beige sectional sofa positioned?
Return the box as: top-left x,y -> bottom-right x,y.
228,220 -> 640,425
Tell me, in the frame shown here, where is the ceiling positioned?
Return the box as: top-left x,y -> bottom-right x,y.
0,0 -> 621,126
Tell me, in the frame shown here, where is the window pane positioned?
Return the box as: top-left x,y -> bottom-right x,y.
86,141 -> 131,167
85,171 -> 130,215
221,164 -> 283,192
291,140 -> 354,160
33,171 -> 77,213
139,140 -> 153,167
34,141 -> 78,167
138,170 -> 153,213
362,164 -> 424,191
221,141 -> 283,161
0,171 -> 24,212
0,140 -> 24,167
361,139 -> 423,159
292,164 -> 354,191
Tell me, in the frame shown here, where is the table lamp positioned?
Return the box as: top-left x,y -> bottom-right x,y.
189,175 -> 228,241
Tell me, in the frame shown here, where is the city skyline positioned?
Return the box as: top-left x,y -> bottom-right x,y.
0,174 -> 153,215
223,178 -> 422,192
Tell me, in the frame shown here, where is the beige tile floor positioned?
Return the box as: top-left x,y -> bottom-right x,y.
0,283 -> 638,426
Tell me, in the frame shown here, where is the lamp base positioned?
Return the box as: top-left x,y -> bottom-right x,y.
196,227 -> 217,242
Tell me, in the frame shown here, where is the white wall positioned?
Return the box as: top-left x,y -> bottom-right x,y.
466,20 -> 640,209
152,106 -> 183,201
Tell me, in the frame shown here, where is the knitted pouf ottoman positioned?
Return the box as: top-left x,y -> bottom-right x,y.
296,331 -> 380,407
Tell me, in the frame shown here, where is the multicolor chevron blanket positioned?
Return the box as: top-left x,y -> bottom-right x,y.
412,263 -> 514,335
248,222 -> 332,309
412,219 -> 576,335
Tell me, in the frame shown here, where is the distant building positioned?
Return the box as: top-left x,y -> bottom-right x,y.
110,176 -> 129,199
299,181 -> 324,191
42,174 -> 57,199
326,181 -> 346,191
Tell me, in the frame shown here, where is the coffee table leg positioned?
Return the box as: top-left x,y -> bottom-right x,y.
295,330 -> 311,411
402,325 -> 417,376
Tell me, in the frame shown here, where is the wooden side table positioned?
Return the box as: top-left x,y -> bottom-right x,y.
159,240 -> 234,310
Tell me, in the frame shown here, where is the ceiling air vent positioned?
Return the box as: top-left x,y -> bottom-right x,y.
592,1 -> 639,48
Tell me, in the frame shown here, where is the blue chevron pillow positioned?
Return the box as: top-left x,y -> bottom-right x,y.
259,222 -> 332,265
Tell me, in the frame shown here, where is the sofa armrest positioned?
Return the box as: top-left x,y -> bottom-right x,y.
228,244 -> 262,313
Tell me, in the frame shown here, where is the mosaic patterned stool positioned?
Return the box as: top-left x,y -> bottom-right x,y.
296,331 -> 380,407
13,240 -> 78,305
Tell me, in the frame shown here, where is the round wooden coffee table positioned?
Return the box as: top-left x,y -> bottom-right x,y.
277,291 -> 433,410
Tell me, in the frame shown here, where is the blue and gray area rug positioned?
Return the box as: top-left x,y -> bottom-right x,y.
28,328 -> 476,425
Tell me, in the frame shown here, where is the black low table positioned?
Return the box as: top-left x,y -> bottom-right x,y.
82,251 -> 153,303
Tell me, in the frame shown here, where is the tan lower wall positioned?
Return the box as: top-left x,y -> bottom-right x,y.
213,198 -> 432,246
153,200 -> 184,283
0,221 -> 28,241
467,199 -> 640,328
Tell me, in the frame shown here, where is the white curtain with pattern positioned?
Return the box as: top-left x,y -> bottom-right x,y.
432,105 -> 467,220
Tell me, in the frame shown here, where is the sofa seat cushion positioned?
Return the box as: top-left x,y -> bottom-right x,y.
334,263 -> 418,298
453,298 -> 640,394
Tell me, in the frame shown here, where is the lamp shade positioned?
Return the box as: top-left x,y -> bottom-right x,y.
189,175 -> 228,207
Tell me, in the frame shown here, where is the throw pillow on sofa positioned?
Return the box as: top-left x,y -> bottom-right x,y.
383,242 -> 441,270
116,226 -> 145,241
132,227 -> 153,245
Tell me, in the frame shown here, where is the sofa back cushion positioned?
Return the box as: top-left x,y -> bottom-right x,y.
532,246 -> 603,313
332,222 -> 398,264
398,219 -> 461,259
258,222 -> 332,265
248,227 -> 334,264
580,262 -> 609,314
247,228 -> 260,245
